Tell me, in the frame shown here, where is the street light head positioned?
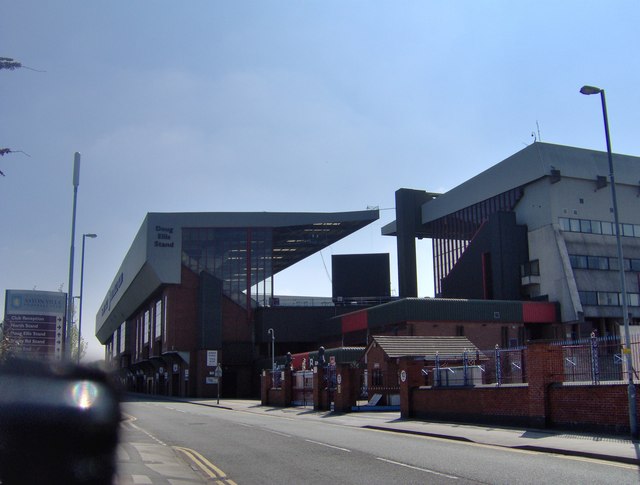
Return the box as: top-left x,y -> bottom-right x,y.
84,233 -> 98,238
580,85 -> 602,95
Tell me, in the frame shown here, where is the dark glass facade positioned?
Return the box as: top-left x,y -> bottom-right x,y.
182,227 -> 274,308
426,187 -> 524,296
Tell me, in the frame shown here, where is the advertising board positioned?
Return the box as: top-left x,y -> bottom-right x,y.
3,290 -> 67,360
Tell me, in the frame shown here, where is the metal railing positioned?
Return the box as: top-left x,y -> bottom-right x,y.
418,335 -> 640,387
270,370 -> 282,389
292,370 -> 313,406
556,333 -> 640,384
358,369 -> 400,405
423,347 -> 526,387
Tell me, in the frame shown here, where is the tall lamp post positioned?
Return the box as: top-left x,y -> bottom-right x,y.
580,85 -> 637,438
66,153 -> 81,360
78,233 -> 97,363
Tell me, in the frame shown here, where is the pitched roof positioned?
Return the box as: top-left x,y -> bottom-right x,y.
368,335 -> 486,360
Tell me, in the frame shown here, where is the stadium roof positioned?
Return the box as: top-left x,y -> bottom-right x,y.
96,209 -> 379,343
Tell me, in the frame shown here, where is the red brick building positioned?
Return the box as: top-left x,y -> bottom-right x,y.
95,210 -> 379,398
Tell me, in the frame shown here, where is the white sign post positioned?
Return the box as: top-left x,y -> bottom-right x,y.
214,365 -> 223,404
207,350 -> 218,367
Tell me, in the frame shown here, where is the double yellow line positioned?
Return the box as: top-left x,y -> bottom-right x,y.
173,446 -> 237,485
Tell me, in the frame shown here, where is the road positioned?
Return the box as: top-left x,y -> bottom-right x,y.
121,397 -> 639,484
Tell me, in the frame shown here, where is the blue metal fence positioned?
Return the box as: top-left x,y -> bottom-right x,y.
554,333 -> 640,384
425,347 -> 525,387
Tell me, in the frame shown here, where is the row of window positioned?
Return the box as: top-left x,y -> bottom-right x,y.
135,298 -> 166,359
559,217 -> 640,238
579,291 -> 640,307
108,297 -> 166,360
569,254 -> 640,272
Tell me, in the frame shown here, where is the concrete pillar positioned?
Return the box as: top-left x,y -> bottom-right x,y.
395,189 -> 434,298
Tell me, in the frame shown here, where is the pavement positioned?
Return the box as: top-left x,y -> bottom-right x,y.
116,412 -> 207,485
116,395 -> 640,483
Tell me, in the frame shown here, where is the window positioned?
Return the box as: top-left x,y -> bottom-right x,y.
623,224 -> 634,237
580,291 -> 639,307
155,300 -> 162,338
119,322 -> 126,354
609,258 -> 632,272
587,256 -> 609,270
372,368 -> 383,387
144,310 -> 150,344
580,219 -> 592,233
579,291 -> 598,306
521,260 -> 540,276
601,222 -> 613,235
135,318 -> 139,359
163,296 -> 168,343
598,292 -> 619,306
561,217 -> 640,238
570,219 -> 580,232
569,255 -> 588,269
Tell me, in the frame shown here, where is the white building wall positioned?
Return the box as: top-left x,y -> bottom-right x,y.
518,174 -> 640,325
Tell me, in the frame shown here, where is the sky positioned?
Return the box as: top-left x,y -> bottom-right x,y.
2,1 -> 639,361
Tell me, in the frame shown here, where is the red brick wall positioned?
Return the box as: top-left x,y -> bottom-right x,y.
221,296 -> 251,342
334,365 -> 358,412
401,345 -> 640,434
525,342 -> 564,426
164,266 -> 199,352
261,370 -> 292,407
549,384 -> 640,433
409,386 -> 531,426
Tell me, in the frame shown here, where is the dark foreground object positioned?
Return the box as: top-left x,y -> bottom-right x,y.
0,358 -> 121,484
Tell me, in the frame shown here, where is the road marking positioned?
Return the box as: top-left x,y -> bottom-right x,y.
121,413 -> 166,446
121,412 -> 136,423
304,439 -> 351,452
131,475 -> 152,484
263,428 -> 292,438
376,457 -> 459,479
174,446 -> 236,484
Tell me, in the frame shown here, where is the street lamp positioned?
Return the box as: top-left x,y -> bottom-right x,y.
78,233 -> 97,364
66,153 -> 81,360
580,85 -> 637,438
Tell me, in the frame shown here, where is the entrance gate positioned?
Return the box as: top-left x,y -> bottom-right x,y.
292,370 -> 314,406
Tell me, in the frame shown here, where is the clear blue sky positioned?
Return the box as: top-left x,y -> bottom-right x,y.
2,1 -> 639,360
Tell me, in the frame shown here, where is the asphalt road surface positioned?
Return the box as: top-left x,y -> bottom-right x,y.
122,397 -> 640,485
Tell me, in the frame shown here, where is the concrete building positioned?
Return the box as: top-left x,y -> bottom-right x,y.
384,142 -> 640,338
